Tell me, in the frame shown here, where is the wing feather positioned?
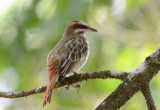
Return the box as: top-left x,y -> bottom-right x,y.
58,38 -> 88,76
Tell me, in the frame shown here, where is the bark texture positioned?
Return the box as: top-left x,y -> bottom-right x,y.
96,47 -> 160,110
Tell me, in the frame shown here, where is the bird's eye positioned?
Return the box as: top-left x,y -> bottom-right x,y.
73,24 -> 88,29
78,25 -> 87,29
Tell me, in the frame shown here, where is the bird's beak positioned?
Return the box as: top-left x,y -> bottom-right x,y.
86,26 -> 97,32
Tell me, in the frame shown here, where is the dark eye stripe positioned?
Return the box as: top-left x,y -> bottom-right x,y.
73,24 -> 88,29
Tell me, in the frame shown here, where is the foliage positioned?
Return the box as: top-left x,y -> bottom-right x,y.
0,0 -> 160,110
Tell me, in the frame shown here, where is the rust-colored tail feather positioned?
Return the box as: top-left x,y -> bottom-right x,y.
43,69 -> 59,108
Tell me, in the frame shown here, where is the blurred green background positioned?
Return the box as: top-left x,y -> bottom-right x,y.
0,0 -> 160,110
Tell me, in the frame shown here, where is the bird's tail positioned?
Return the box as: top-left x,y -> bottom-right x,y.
43,69 -> 59,108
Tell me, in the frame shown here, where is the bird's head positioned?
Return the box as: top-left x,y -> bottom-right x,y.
64,20 -> 97,37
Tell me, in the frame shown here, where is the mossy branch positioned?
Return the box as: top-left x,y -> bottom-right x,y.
141,84 -> 156,110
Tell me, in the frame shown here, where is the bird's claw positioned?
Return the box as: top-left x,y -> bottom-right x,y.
72,72 -> 78,77
58,76 -> 65,84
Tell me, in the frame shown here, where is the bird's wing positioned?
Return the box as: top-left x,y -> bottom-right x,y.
59,38 -> 88,76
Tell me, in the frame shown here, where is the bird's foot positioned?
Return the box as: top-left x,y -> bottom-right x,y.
72,72 -> 78,77
58,76 -> 65,84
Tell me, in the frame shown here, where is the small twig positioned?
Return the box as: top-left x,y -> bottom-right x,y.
0,86 -> 47,98
141,84 -> 156,110
0,70 -> 129,98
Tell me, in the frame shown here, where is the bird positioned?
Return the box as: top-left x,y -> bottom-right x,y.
43,20 -> 97,107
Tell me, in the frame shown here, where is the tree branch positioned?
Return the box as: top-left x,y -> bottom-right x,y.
141,84 -> 156,110
1,47 -> 160,110
96,47 -> 160,110
0,70 -> 129,98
